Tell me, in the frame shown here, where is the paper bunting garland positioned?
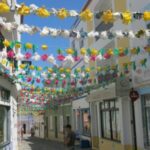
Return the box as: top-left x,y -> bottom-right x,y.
1,1 -> 150,110
0,17 -> 150,38
0,2 -> 150,23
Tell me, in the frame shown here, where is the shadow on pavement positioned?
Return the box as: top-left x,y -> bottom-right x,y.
22,136 -> 91,150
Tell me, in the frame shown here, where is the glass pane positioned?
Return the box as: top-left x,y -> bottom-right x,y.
101,103 -> 105,109
145,99 -> 150,106
146,108 -> 150,146
105,102 -> 109,109
102,111 -> 111,138
110,101 -> 115,108
0,106 -> 9,144
115,100 -> 119,108
0,107 -> 5,143
111,110 -> 121,141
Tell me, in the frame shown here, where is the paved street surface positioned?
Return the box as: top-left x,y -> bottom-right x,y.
18,135 -> 91,150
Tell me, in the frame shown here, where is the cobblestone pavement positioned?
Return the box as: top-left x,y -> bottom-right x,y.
18,135 -> 91,150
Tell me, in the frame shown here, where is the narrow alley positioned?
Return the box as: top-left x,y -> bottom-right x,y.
18,135 -> 91,150
0,0 -> 150,149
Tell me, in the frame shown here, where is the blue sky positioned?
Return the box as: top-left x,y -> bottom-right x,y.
18,0 -> 87,69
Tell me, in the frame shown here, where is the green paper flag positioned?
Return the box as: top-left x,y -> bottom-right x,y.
141,58 -> 147,67
137,47 -> 140,54
87,48 -> 91,55
114,48 -> 119,56
124,48 -> 129,55
100,48 -> 105,56
32,45 -> 37,53
57,49 -> 63,54
132,61 -> 136,71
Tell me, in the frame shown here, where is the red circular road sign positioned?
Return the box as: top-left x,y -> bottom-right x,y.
129,88 -> 139,102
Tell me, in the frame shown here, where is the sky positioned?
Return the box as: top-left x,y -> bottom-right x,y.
18,0 -> 87,70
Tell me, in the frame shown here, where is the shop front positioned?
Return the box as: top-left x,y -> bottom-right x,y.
87,81 -> 135,150
72,95 -> 91,146
132,53 -> 150,150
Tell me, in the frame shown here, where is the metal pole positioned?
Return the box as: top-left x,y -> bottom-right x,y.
131,100 -> 137,150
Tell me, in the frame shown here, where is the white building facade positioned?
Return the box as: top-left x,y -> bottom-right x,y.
129,0 -> 150,150
72,0 -> 150,150
70,6 -> 92,145
0,0 -> 22,149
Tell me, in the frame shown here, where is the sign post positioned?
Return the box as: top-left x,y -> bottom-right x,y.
129,88 -> 139,150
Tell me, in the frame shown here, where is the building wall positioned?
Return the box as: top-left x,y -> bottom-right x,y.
129,1 -> 150,150
0,0 -> 22,149
18,114 -> 34,134
71,0 -> 150,149
45,104 -> 72,141
34,115 -> 45,139
0,76 -> 20,150
72,96 -> 90,140
88,83 -> 137,150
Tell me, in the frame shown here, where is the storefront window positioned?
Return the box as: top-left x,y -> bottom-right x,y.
142,95 -> 150,147
100,100 -> 121,141
82,109 -> 91,136
0,106 -> 10,146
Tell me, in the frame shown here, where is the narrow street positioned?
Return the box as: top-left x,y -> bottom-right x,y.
18,135 -> 91,150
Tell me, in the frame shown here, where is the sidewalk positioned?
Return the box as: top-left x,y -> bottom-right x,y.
18,135 -> 91,150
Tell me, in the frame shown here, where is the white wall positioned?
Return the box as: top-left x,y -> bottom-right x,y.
34,115 -> 45,138
72,97 -> 89,109
0,77 -> 19,150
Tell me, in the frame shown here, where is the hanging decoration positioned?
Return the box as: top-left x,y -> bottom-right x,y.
0,17 -> 150,38
0,2 -> 10,13
1,2 -> 150,110
0,2 -> 150,23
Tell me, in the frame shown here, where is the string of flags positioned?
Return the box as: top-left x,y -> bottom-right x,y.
0,2 -> 150,23
0,18 -> 150,38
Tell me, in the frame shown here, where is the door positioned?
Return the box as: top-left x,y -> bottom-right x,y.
45,117 -> 48,138
23,124 -> 26,134
66,116 -> 70,125
54,116 -> 58,138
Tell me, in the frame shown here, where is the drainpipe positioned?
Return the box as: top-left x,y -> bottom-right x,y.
130,87 -> 139,150
131,100 -> 137,150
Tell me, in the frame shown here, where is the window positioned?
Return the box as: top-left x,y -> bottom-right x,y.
100,100 -> 121,141
82,109 -> 91,136
142,95 -> 150,147
0,106 -> 10,146
0,87 -> 10,102
66,116 -> 70,125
